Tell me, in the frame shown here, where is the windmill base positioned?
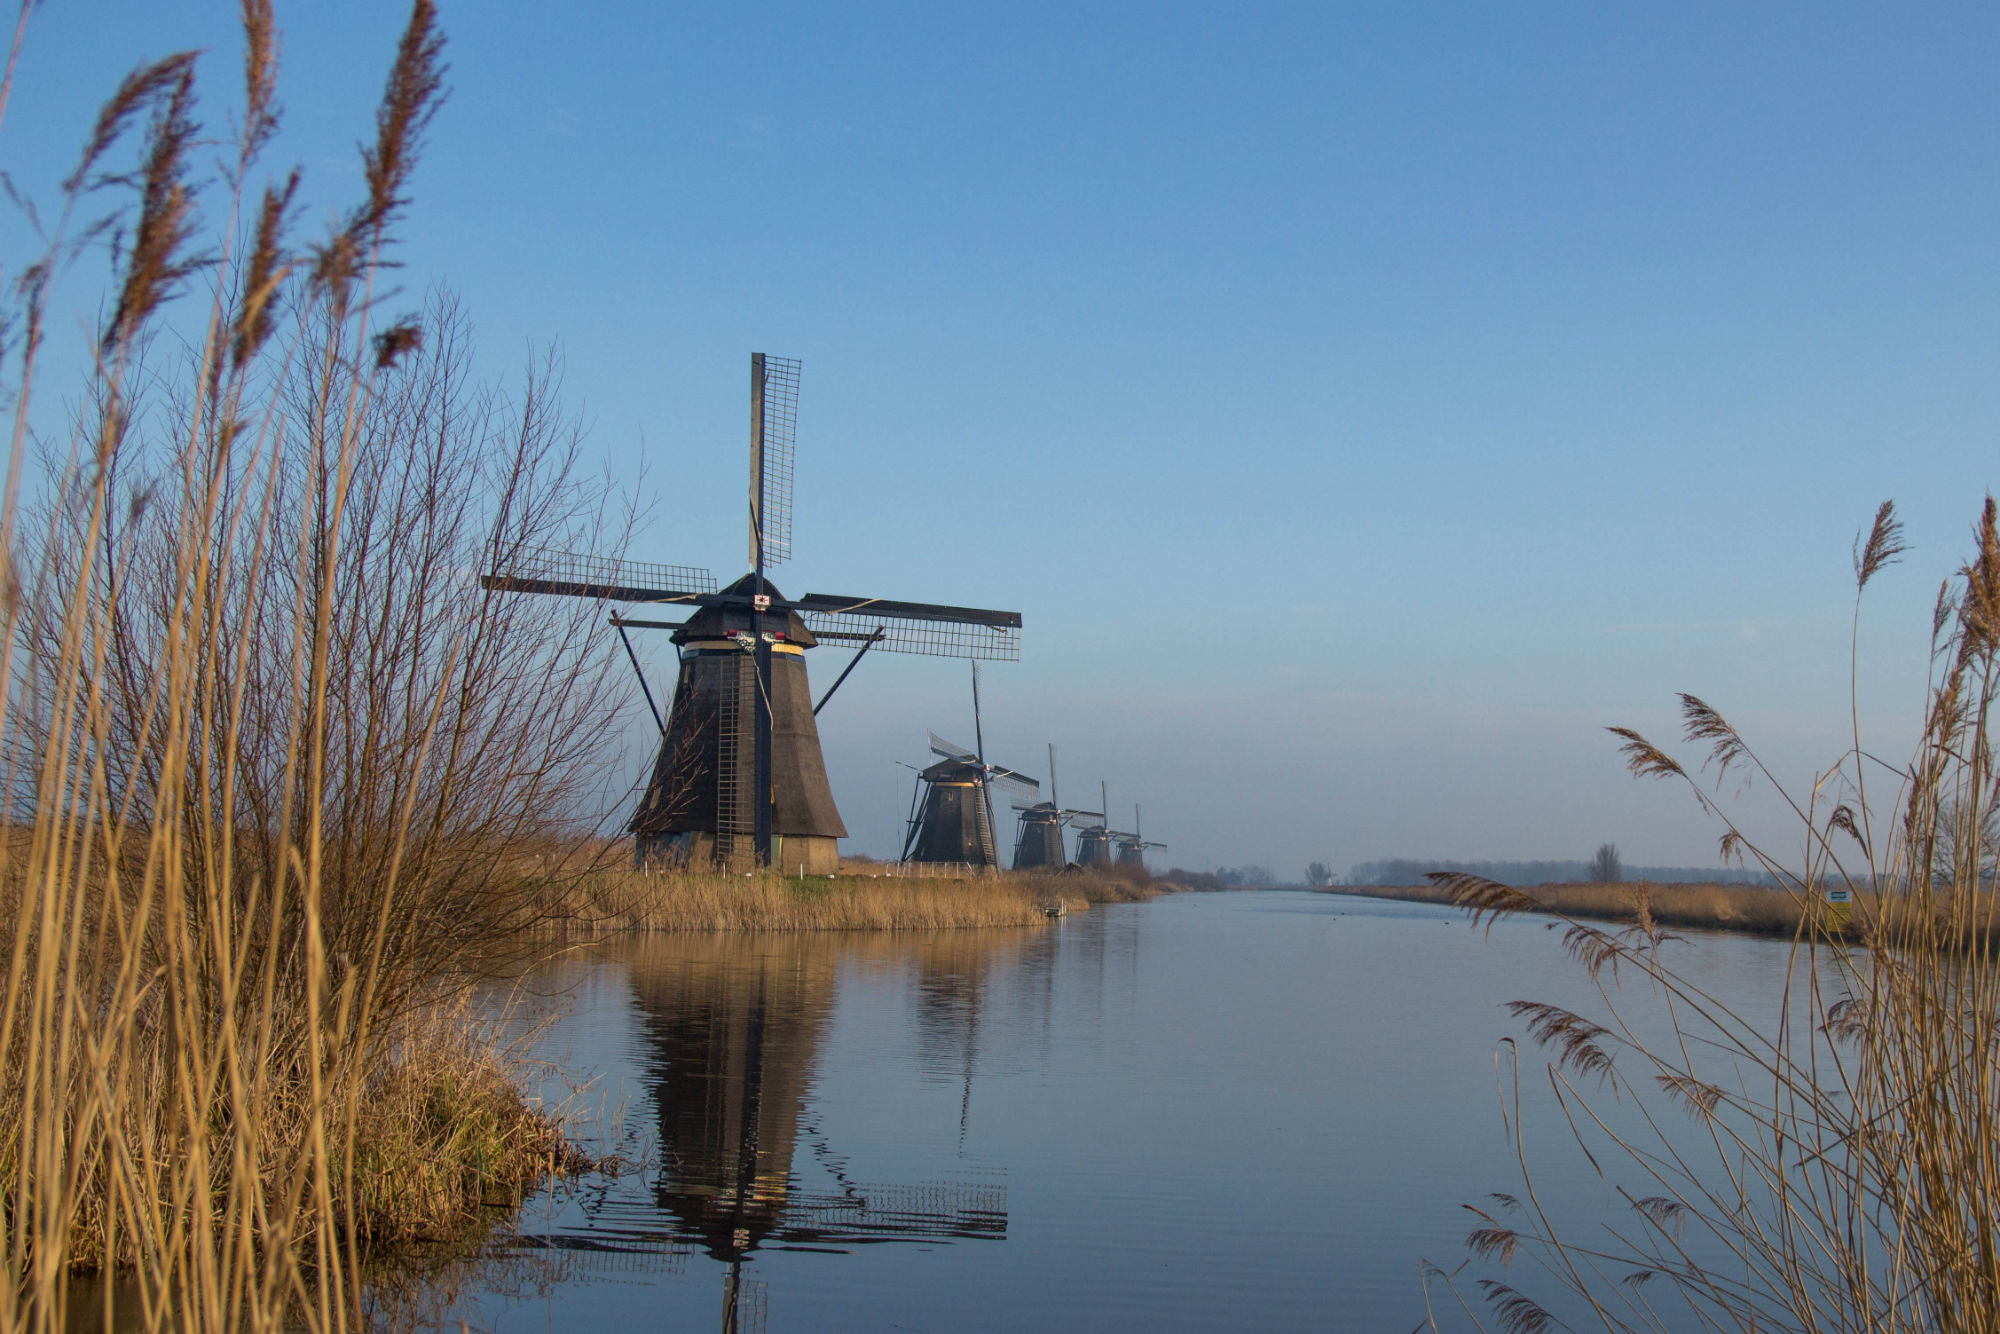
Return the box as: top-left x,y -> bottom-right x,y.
635,831 -> 840,876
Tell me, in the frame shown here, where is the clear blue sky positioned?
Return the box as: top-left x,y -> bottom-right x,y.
9,2 -> 1998,874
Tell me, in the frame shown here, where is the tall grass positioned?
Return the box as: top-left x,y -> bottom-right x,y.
0,5 -> 623,1331
1328,879 -> 1816,936
1424,500 -> 2000,1334
557,865 -> 1161,932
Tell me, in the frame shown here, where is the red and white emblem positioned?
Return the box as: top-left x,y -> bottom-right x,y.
752,594 -> 771,611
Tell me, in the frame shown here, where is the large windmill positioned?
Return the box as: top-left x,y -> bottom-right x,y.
1112,804 -> 1167,870
1010,744 -> 1104,871
902,664 -> 1039,868
481,354 -> 1023,872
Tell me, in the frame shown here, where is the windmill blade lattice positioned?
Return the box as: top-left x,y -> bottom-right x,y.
750,354 -> 799,568
803,610 -> 1019,660
929,732 -> 978,762
988,768 -> 1039,802
482,548 -> 717,602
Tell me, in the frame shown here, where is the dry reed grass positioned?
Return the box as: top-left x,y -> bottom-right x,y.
0,7 -> 614,1331
1327,879 -> 1809,935
554,864 -> 1161,932
1422,500 -> 2000,1334
562,868 -> 1050,932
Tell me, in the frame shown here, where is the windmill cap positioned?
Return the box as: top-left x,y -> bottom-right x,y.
920,756 -> 988,783
674,572 -> 818,647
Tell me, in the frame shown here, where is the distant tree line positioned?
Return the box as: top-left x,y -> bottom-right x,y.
1348,857 -> 1779,887
1162,866 -> 1278,890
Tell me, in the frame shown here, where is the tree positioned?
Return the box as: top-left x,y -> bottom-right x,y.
1588,842 -> 1622,883
1929,794 -> 2000,887
1306,861 -> 1334,886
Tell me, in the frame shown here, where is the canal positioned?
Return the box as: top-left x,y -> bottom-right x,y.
402,890 -> 1799,1332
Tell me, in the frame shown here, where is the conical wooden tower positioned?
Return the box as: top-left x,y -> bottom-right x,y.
1011,804 -> 1065,869
629,575 -> 845,873
904,757 -> 998,866
1074,826 -> 1113,869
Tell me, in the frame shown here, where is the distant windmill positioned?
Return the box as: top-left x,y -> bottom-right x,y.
903,663 -> 1038,868
480,354 -> 1023,872
1111,804 -> 1167,870
1073,780 -> 1116,869
1010,743 -> 1104,870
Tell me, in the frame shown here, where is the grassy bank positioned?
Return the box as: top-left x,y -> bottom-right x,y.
1322,879 -> 1807,934
343,1004 -> 580,1249
554,864 -> 1162,932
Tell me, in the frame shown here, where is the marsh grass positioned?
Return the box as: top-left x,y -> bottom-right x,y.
0,6 -> 622,1331
1423,499 -> 2000,1334
1328,880 -> 1818,936
556,863 -> 1161,932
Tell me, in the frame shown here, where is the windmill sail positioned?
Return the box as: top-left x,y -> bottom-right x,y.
749,354 -> 799,569
801,597 -> 1020,661
929,732 -> 978,762
482,549 -> 716,602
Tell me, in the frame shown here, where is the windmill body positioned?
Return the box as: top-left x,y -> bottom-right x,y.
1011,804 -> 1065,869
1112,834 -> 1167,868
906,757 -> 1000,865
630,575 -> 846,872
480,354 -> 1022,871
1074,827 -> 1114,869
903,721 -> 1038,869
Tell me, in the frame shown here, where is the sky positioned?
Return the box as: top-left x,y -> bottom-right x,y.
6,2 -> 1998,875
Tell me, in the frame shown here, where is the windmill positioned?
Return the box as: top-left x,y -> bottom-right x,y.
1010,743 -> 1104,870
1112,804 -> 1167,869
481,354 -> 1022,872
903,663 -> 1038,868
1073,780 -> 1116,869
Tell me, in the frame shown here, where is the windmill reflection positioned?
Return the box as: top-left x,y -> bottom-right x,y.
619,936 -> 1007,1327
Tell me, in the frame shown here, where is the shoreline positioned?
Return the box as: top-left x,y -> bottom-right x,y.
1317,880 -> 1810,936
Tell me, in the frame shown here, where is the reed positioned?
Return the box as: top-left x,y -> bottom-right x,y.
1327,879 -> 1812,936
0,6 -> 615,1331
553,864 -> 1160,932
560,868 -> 1051,932
1423,500 -> 2000,1334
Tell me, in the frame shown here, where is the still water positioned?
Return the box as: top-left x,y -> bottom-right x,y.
412,891 -> 1798,1332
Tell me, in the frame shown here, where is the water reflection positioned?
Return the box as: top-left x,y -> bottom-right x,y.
509,932 -> 1039,1330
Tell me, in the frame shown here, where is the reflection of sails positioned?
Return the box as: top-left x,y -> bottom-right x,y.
623,936 -> 1007,1264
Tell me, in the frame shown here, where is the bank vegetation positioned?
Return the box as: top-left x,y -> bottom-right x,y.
554,860 -> 1163,932
1326,878 -> 1813,936
0,6 -> 625,1330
